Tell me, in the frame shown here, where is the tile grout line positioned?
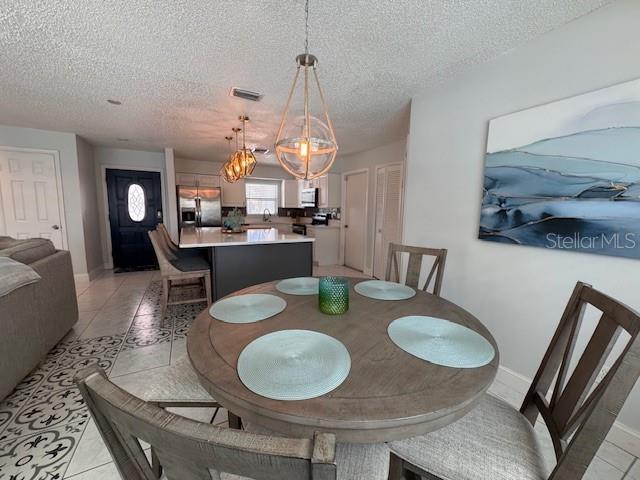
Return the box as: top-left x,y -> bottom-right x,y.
104,275 -> 156,368
623,457 -> 637,479
63,274 -> 157,478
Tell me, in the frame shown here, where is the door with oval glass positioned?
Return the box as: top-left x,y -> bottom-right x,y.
106,169 -> 163,270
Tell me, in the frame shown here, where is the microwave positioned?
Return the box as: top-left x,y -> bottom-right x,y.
300,188 -> 318,207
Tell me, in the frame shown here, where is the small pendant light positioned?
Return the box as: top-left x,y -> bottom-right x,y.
274,0 -> 338,180
221,135 -> 237,183
230,115 -> 257,178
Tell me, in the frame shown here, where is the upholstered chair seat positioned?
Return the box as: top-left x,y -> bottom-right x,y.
390,394 -> 549,480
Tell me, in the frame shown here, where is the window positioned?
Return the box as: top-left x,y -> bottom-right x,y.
127,183 -> 146,221
245,179 -> 281,215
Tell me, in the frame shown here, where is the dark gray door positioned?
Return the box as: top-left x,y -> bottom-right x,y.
106,169 -> 162,270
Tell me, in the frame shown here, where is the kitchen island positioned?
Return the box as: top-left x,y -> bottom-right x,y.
180,227 -> 314,300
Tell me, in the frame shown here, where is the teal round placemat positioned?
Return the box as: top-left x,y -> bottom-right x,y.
276,277 -> 319,295
209,294 -> 287,323
354,280 -> 416,300
388,316 -> 495,368
237,329 -> 351,401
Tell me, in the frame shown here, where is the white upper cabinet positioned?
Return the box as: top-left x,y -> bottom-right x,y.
221,178 -> 246,206
176,173 -> 221,188
283,179 -> 300,208
197,175 -> 221,187
176,172 -> 197,186
318,173 -> 341,208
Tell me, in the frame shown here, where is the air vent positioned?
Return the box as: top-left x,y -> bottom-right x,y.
230,87 -> 263,102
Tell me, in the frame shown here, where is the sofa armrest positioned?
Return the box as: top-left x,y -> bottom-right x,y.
29,250 -> 79,356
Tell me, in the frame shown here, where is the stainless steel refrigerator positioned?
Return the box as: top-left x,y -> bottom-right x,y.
177,185 -> 222,229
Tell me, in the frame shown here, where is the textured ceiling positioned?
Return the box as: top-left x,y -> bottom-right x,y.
0,0 -> 610,164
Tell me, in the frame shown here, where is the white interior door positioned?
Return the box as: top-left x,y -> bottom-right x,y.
373,163 -> 403,279
344,171 -> 367,271
0,149 -> 66,248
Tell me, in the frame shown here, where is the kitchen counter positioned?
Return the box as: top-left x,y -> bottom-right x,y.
306,224 -> 340,230
179,227 -> 313,300
179,227 -> 313,248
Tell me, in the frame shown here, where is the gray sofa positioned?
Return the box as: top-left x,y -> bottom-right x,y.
0,237 -> 78,400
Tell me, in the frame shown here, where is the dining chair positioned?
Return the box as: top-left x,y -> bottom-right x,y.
385,243 -> 447,296
388,281 -> 640,480
148,230 -> 212,317
157,223 -> 179,255
75,366 -> 389,480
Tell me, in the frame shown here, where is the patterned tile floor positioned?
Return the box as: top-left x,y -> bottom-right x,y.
0,267 -> 637,479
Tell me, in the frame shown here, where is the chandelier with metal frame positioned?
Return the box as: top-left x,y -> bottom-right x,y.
274,0 -> 338,180
220,134 -> 237,183
230,115 -> 257,178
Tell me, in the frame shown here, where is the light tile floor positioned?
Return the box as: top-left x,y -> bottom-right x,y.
1,267 -> 637,479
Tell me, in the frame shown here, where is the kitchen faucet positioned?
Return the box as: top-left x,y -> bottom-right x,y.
263,208 -> 272,222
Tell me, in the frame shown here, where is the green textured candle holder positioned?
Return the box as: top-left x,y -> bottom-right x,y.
318,276 -> 349,315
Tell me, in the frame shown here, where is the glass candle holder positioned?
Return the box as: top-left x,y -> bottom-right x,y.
318,276 -> 349,315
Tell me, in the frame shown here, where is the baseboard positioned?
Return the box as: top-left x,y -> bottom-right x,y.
74,273 -> 90,283
496,365 -> 640,457
87,265 -> 104,281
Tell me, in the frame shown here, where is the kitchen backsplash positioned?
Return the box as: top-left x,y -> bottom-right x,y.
221,206 -> 340,219
277,207 -> 341,219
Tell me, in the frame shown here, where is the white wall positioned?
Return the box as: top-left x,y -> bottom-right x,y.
0,124 -> 88,276
404,0 -> 640,431
337,140 -> 406,273
93,146 -> 167,268
76,136 -> 102,278
164,148 -> 179,242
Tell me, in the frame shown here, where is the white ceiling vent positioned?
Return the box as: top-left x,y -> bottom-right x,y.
230,87 -> 263,102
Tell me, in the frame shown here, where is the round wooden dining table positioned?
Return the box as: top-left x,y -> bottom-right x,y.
187,278 -> 499,443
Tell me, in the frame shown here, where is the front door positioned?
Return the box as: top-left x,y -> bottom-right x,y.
106,169 -> 162,270
344,171 -> 367,271
0,148 -> 66,248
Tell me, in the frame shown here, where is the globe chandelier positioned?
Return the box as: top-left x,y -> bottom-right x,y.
274,0 -> 338,180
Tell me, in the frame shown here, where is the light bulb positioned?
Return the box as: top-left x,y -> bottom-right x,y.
299,140 -> 309,158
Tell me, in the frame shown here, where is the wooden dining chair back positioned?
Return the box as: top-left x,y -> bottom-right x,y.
520,281 -> 640,479
157,223 -> 179,254
385,243 -> 447,296
148,230 -> 211,315
75,366 -> 337,480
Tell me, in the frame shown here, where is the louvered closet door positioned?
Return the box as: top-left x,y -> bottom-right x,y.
373,164 -> 403,279
0,149 -> 65,248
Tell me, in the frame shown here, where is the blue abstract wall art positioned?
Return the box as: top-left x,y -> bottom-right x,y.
479,78 -> 640,259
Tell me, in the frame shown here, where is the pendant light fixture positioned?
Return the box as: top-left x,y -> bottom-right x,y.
220,135 -> 237,183
230,115 -> 257,178
274,0 -> 338,180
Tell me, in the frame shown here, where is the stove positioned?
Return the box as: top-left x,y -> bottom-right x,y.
292,223 -> 307,235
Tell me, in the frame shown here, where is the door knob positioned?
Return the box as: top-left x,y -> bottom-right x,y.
52,225 -> 60,230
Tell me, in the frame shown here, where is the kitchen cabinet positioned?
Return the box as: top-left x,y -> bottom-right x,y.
317,173 -> 341,208
197,175 -> 221,187
176,172 -> 197,186
306,226 -> 340,266
283,179 -> 301,208
176,173 -> 221,188
221,178 -> 246,206
297,174 -> 341,208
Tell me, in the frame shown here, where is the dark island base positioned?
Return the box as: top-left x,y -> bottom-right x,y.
209,242 -> 313,300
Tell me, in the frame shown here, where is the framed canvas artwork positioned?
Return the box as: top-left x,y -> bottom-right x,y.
479,78 -> 640,259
